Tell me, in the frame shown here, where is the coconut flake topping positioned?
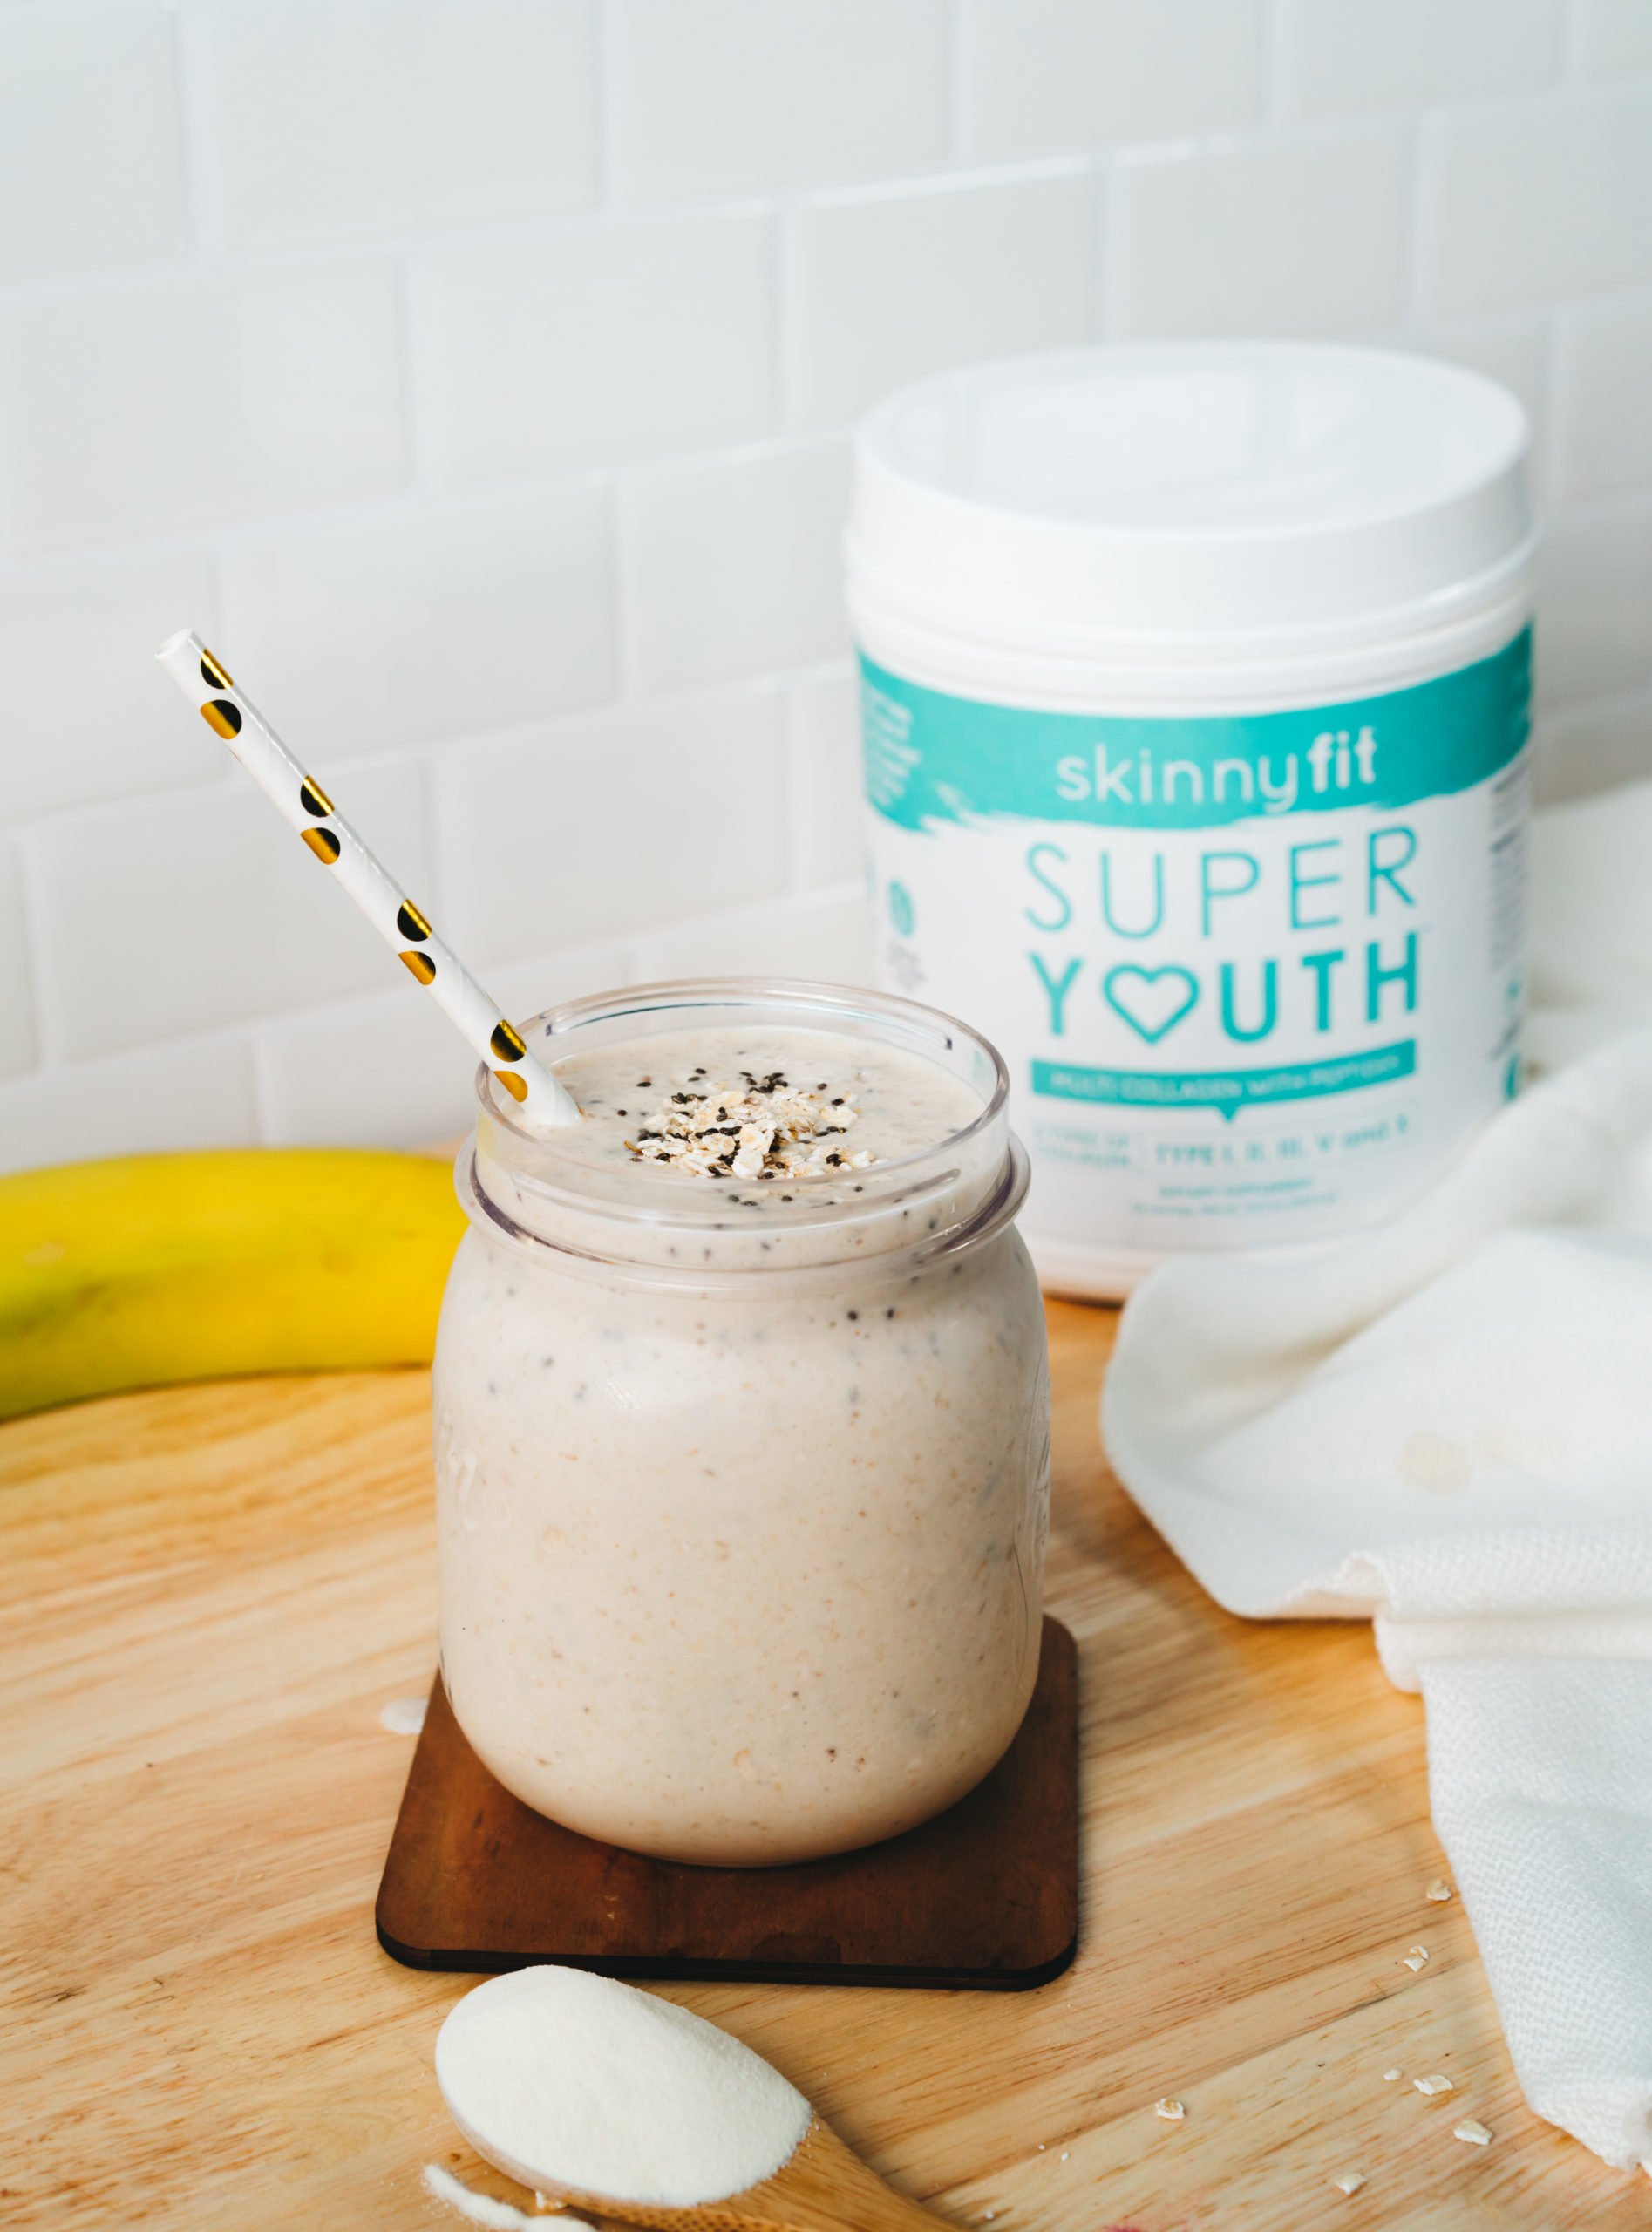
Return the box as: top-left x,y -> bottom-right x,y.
623,1068 -> 878,1184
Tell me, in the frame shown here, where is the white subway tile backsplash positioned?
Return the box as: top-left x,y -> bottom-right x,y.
959,0 -> 1262,162
0,265 -> 405,549
0,3 -> 187,285
790,169 -> 1097,428
258,982 -> 475,1150
433,687 -> 787,964
220,489 -> 614,759
1534,507 -> 1652,710
255,938 -> 628,1149
0,1033 -> 260,1177
187,0 -> 597,249
418,209 -> 774,480
28,757 -> 432,1061
1400,318 -> 1547,431
1421,92 -> 1652,316
0,840 -> 37,1079
487,947 -> 639,1034
624,444 -> 850,690
1576,0 -> 1652,76
0,544 -> 220,823
0,8 -> 1647,1159
789,668 -> 866,888
1534,692 -> 1652,803
608,0 -> 948,202
1112,129 -> 1409,341
633,885 -> 871,985
1554,298 -> 1652,500
1276,0 -> 1560,119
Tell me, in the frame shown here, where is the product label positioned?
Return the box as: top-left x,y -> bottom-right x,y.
860,630 -> 1531,1268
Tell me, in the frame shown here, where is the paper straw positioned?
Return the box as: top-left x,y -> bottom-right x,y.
156,630 -> 580,1131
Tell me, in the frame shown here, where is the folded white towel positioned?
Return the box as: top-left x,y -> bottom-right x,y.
1104,783 -> 1652,2175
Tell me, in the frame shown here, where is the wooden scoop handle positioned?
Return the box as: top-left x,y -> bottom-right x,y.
553,2117 -> 955,2232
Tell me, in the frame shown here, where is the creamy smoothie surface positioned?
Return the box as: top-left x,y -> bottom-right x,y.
549,1023 -> 985,1190
433,1011 -> 1050,1866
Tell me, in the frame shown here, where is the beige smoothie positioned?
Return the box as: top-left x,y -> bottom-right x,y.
432,998 -> 1050,1866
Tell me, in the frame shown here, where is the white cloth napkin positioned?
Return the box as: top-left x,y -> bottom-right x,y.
1102,779 -> 1652,2177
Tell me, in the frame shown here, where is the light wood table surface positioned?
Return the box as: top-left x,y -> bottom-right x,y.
3,1300 -> 1642,2230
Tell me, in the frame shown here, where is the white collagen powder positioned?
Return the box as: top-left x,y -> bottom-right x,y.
434,1968 -> 813,2207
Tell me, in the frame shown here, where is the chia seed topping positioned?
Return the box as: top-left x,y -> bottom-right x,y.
623,1070 -> 878,1183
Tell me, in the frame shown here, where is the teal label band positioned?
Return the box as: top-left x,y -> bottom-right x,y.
1032,1038 -> 1416,1119
863,628 -> 1531,833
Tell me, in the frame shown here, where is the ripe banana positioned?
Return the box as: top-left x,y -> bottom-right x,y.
0,1148 -> 466,1422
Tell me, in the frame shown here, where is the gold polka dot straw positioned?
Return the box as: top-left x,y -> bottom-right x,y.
155,630 -> 580,1131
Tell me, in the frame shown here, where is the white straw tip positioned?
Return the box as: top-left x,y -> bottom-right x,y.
155,628 -> 201,662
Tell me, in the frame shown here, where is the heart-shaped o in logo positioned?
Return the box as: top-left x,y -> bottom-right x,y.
1103,964 -> 1200,1045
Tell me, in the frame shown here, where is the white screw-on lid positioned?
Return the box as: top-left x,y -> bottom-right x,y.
847,344 -> 1533,663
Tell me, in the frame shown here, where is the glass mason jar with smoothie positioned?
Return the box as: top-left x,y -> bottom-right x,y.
431,978 -> 1051,1867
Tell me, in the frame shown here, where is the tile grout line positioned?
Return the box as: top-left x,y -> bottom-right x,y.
1398,115 -> 1427,329
592,0 -> 620,209
7,832 -> 55,1075
167,0 -> 216,262
944,0 -> 969,163
1258,0 -> 1290,126
394,255 -> 436,496
780,677 -> 811,898
5,80 -> 1652,314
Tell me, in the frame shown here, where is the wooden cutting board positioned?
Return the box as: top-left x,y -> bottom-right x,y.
1,1300 -> 1640,2230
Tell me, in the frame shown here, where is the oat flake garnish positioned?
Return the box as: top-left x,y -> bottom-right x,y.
1331,2170 -> 1366,2195
1154,2098 -> 1185,2122
1453,2118 -> 1492,2147
1414,2074 -> 1454,2097
1383,2067 -> 1404,2082
1402,1944 -> 1430,1970
624,1069 -> 876,1184
1425,1879 -> 1454,1902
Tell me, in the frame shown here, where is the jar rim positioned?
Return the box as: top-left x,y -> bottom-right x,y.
462,977 -> 1022,1281
475,976 -> 1009,1205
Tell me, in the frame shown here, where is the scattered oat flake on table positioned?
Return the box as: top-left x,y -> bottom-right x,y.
1331,2170 -> 1366,2195
1453,2119 -> 1492,2147
1154,2099 -> 1186,2121
1401,1944 -> 1429,1970
1383,2068 -> 1403,2082
1414,2074 -> 1454,2097
1425,1879 -> 1454,1902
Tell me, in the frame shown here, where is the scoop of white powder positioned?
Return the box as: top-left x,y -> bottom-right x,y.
434,1967 -> 812,2208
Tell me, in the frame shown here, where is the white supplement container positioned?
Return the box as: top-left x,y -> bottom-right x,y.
846,343 -> 1535,1297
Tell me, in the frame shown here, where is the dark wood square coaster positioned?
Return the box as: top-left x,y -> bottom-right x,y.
377,1616 -> 1078,1990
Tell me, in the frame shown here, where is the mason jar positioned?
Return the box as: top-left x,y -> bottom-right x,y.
431,978 -> 1050,1866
